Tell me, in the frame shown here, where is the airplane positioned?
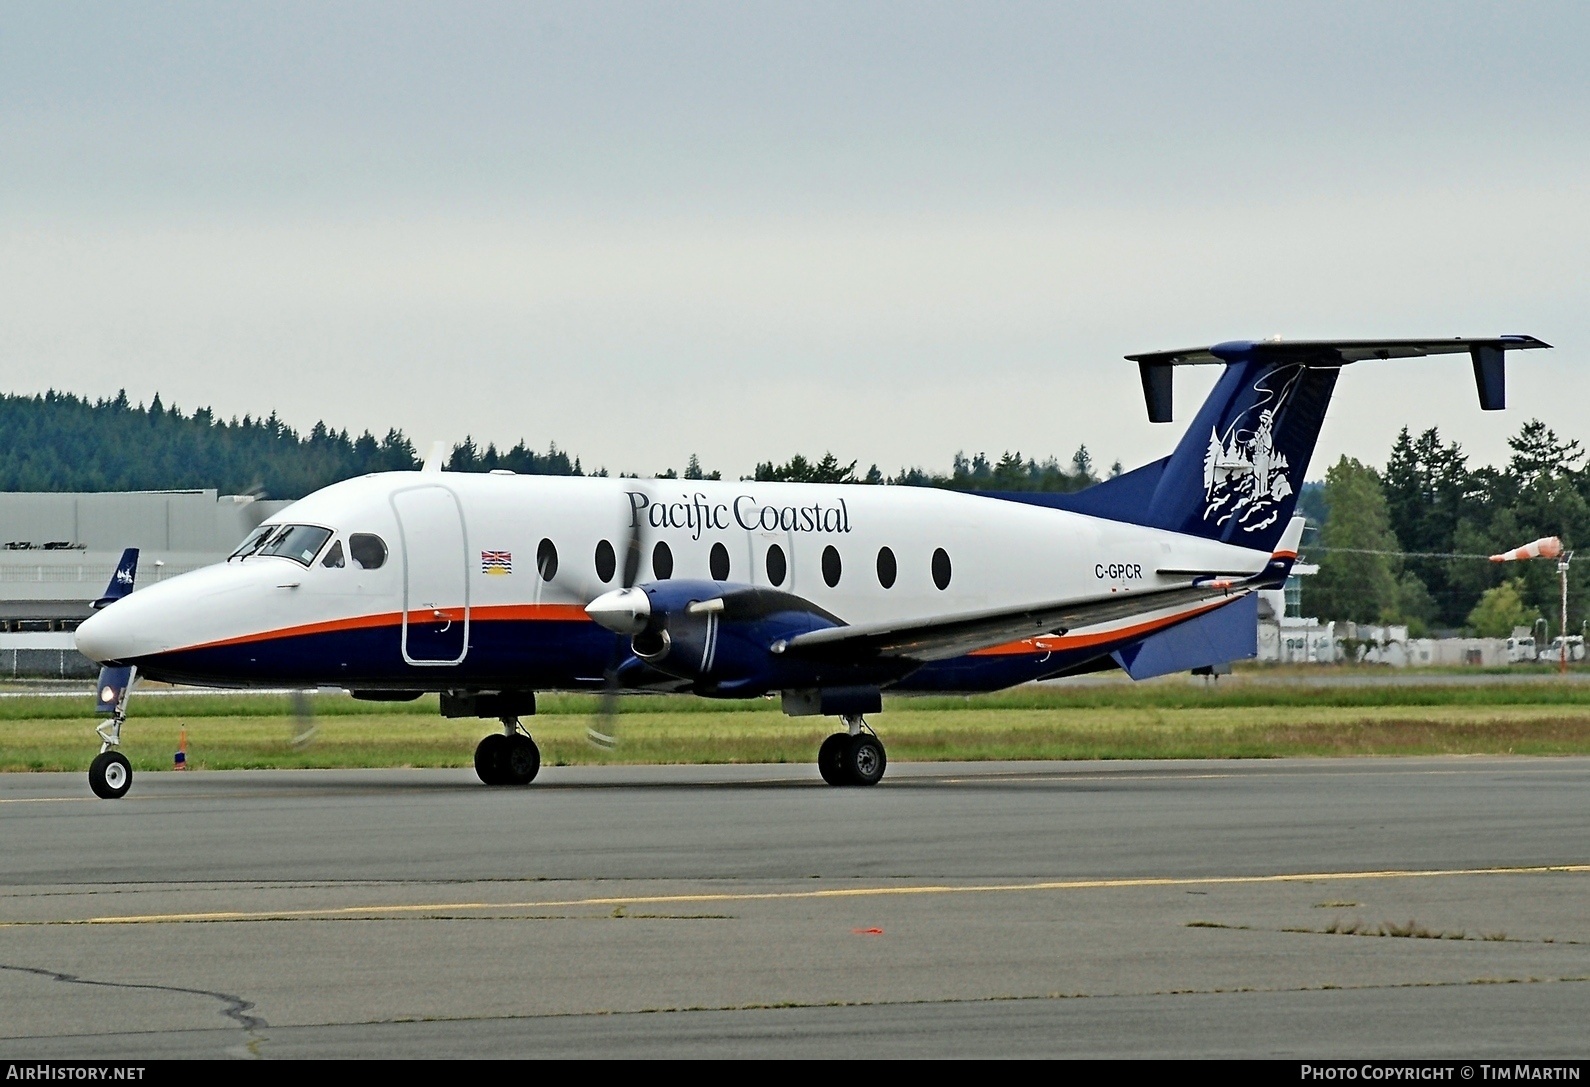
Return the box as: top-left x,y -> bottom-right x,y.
72,335 -> 1550,799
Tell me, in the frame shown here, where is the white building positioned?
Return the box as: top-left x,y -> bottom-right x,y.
0,489 -> 289,676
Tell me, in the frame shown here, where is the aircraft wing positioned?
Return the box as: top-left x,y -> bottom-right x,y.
776,575 -> 1259,663
777,515 -> 1304,664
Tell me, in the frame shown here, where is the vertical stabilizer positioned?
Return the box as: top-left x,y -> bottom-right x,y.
1142,352 -> 1338,552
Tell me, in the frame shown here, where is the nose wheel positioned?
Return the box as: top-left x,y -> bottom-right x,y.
89,750 -> 132,799
818,716 -> 887,786
474,717 -> 541,786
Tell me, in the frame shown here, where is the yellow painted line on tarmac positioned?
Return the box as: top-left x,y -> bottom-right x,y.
939,772 -> 1236,783
5,864 -> 1587,927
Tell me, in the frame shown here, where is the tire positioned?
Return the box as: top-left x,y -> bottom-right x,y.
843,734 -> 887,787
474,734 -> 510,785
504,735 -> 541,785
89,751 -> 132,800
817,733 -> 849,785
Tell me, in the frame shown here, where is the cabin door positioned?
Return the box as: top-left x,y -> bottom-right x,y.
392,485 -> 470,665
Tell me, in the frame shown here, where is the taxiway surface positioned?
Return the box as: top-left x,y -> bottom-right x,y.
1,757 -> 1586,1058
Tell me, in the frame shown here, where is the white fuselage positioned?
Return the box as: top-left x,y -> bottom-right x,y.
74,471 -> 1274,690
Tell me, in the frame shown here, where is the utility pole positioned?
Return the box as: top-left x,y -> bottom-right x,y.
1490,535 -> 1571,673
1559,551 -> 1575,674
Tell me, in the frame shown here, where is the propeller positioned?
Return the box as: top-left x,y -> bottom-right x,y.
586,490 -> 646,750
289,689 -> 318,751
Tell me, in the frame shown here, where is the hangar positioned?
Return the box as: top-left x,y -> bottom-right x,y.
0,489 -> 289,676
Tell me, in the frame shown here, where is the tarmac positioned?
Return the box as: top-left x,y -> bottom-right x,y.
0,757 -> 1586,1058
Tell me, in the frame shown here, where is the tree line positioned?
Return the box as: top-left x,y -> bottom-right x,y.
0,389 -> 1115,496
1307,421 -> 1586,638
0,388 -> 1576,634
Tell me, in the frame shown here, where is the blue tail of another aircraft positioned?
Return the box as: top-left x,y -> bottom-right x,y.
88,548 -> 140,715
995,336 -> 1549,553
92,548 -> 139,610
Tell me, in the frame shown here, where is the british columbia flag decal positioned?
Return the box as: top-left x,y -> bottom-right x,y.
481,550 -> 513,575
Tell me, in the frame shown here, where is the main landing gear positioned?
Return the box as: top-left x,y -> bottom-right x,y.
474,716 -> 541,786
817,715 -> 887,787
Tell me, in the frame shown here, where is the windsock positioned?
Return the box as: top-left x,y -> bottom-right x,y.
1490,536 -> 1563,562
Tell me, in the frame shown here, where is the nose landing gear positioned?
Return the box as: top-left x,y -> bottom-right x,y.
89,666 -> 137,799
474,716 -> 541,786
818,714 -> 887,786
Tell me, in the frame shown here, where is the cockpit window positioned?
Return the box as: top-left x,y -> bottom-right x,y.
255,524 -> 334,566
228,525 -> 276,561
321,540 -> 346,569
349,533 -> 388,570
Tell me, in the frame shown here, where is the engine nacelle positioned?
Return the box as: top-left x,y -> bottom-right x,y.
587,579 -> 912,697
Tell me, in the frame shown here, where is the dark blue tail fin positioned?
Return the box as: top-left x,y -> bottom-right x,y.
92,548 -> 138,610
986,336 -> 1549,553
1137,352 -> 1338,550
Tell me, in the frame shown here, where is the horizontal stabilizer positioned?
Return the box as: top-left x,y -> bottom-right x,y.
1127,336 -> 1549,421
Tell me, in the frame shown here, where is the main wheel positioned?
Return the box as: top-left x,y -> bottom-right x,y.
842,734 -> 887,787
817,733 -> 849,785
474,734 -> 510,785
88,751 -> 132,800
503,735 -> 541,785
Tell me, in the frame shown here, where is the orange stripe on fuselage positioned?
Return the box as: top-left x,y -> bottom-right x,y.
183,603 -> 592,652
179,599 -> 1236,661
968,597 -> 1233,657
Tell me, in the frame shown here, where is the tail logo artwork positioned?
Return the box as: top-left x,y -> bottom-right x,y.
1202,366 -> 1302,533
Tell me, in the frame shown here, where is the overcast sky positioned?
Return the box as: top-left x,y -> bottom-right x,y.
2,1 -> 1586,480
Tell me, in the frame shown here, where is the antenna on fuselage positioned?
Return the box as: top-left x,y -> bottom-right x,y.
421,440 -> 449,473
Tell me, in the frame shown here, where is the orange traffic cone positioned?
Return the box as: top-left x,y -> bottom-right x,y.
174,726 -> 188,770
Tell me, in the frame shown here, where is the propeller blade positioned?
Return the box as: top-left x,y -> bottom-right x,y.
587,486 -> 645,750
586,628 -> 628,750
290,689 -> 318,751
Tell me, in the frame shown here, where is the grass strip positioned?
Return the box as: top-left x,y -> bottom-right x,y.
5,703 -> 1590,772
4,674 -> 1590,723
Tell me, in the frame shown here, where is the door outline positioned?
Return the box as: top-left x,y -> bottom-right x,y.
391,484 -> 471,666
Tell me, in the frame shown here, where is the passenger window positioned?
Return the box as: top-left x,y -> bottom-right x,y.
710,542 -> 730,581
537,538 -> 559,581
766,544 -> 787,587
932,548 -> 952,590
652,541 -> 674,580
822,545 -> 842,588
349,533 -> 388,570
594,540 -> 616,583
321,540 -> 346,569
876,547 -> 897,589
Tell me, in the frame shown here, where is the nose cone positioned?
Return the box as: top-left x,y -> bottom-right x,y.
586,587 -> 651,634
73,562 -> 251,664
74,601 -> 139,664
